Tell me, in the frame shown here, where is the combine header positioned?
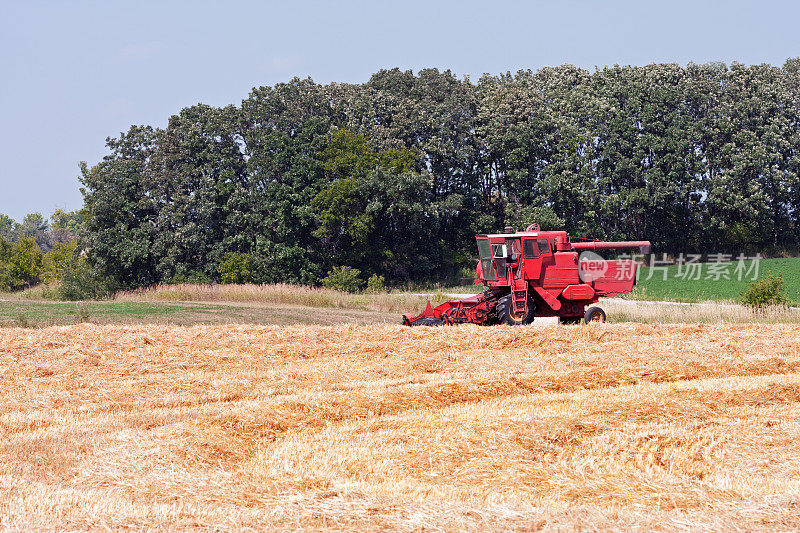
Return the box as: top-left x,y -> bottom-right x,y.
402,224 -> 650,326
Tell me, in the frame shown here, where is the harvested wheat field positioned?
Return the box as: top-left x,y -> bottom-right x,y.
2,323 -> 800,531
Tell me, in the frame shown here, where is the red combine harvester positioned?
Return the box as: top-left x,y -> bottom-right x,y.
402,224 -> 650,326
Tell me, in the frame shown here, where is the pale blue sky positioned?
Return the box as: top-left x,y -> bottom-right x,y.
1,0 -> 798,221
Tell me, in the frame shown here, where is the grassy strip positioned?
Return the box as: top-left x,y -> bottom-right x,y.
0,300 -> 209,327
0,299 -> 403,328
1,284 -> 454,327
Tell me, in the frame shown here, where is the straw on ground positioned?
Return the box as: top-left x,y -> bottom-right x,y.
2,323 -> 800,530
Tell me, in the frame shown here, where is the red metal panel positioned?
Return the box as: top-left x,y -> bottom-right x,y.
541,252 -> 579,289
590,260 -> 638,297
561,284 -> 595,300
533,286 -> 562,311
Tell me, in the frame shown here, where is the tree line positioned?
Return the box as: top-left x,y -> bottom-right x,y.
51,59 -> 800,290
0,210 -> 102,297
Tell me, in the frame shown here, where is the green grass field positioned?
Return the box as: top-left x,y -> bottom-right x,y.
0,299 -> 397,328
631,257 -> 800,305
0,300 -> 218,327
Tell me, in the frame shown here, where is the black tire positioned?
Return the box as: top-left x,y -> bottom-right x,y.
584,306 -> 606,324
496,293 -> 536,326
409,317 -> 442,327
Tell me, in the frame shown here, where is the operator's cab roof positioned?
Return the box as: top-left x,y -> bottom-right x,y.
476,230 -> 566,239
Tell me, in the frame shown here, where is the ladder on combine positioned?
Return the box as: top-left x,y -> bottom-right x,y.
511,278 -> 528,316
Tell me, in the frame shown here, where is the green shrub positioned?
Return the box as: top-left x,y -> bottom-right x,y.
20,283 -> 60,300
43,241 -> 78,283
0,237 -> 43,291
0,262 -> 10,292
366,273 -> 387,293
741,272 -> 785,309
58,258 -> 109,301
322,265 -> 363,293
166,270 -> 212,285
14,311 -> 31,328
76,301 -> 91,322
218,252 -> 254,284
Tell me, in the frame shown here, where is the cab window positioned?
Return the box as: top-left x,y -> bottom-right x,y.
537,238 -> 550,254
523,239 -> 538,259
506,238 -> 521,260
523,238 -> 551,258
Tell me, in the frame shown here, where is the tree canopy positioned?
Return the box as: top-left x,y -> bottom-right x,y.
76,61 -> 800,289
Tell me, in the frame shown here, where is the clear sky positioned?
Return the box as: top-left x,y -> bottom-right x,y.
1,0 -> 798,222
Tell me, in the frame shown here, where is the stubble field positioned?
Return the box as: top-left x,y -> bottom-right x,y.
2,322 -> 800,530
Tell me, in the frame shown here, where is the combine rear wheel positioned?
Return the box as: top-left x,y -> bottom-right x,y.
496,294 -> 535,326
584,306 -> 606,324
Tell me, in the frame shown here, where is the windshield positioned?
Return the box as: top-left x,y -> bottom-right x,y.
476,238 -> 496,281
476,238 -> 491,260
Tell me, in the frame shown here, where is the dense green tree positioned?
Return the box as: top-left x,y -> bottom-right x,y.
361,167 -> 452,280
14,213 -> 53,251
0,214 -> 13,241
58,255 -> 109,300
50,209 -> 85,244
80,125 -> 160,289
72,60 -> 800,291
217,252 -> 254,284
237,78 -> 338,284
312,129 -> 416,269
148,104 -> 246,282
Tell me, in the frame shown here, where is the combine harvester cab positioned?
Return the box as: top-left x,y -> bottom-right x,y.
402,224 -> 650,326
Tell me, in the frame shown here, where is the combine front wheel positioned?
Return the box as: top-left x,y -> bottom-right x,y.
496,294 -> 535,326
584,306 -> 606,324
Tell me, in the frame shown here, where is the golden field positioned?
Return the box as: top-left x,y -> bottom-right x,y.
2,323 -> 800,531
